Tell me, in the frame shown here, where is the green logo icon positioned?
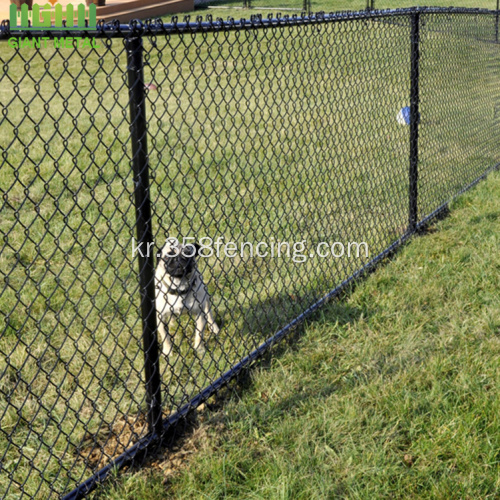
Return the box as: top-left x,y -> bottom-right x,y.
10,0 -> 97,30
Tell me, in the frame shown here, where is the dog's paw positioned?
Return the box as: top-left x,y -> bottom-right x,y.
194,341 -> 206,356
162,342 -> 174,357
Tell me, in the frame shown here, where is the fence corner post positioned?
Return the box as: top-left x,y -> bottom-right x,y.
125,34 -> 163,440
409,11 -> 420,233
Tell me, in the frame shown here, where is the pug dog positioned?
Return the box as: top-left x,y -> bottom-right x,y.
155,240 -> 220,356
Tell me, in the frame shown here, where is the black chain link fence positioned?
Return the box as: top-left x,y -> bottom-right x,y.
0,7 -> 499,498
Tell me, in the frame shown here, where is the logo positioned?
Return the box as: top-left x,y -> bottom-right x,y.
10,0 -> 97,31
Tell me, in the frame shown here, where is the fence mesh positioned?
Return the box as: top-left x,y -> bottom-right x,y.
0,8 -> 499,499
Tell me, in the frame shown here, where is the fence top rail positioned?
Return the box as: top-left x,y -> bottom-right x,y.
0,6 -> 498,39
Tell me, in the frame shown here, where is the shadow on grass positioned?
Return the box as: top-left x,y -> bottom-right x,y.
91,208 -> 456,498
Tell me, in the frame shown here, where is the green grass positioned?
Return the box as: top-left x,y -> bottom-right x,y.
97,168 -> 500,499
172,0 -> 500,26
0,6 -> 499,499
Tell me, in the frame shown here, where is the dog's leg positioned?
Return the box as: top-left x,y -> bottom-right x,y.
194,312 -> 207,352
157,314 -> 173,356
204,300 -> 220,335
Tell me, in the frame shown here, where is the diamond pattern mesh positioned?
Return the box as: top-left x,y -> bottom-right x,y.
0,8 -> 499,498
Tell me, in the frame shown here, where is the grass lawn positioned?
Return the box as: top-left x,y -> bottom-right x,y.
0,5 -> 499,499
171,0 -> 500,25
97,168 -> 500,499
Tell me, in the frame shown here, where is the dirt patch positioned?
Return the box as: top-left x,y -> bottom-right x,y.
78,412 -> 150,469
77,394 -> 230,481
149,402 -> 226,482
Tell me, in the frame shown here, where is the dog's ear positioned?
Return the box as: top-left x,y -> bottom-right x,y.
188,242 -> 202,257
181,242 -> 201,258
162,238 -> 181,256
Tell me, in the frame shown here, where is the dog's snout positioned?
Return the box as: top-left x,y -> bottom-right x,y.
163,255 -> 195,278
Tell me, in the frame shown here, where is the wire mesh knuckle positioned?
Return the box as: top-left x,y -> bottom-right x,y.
0,6 -> 499,498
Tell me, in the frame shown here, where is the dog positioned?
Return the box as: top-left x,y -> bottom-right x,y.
155,240 -> 220,356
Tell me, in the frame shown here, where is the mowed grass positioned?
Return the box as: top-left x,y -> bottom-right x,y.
0,9 -> 499,500
97,168 -> 500,500
175,0 -> 500,26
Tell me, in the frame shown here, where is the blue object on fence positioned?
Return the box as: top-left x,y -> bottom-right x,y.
397,106 -> 411,125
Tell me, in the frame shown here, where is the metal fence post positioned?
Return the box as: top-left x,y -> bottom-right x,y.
409,12 -> 420,232
495,0 -> 499,43
126,35 -> 163,439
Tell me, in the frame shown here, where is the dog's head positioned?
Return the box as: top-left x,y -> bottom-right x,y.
158,240 -> 201,279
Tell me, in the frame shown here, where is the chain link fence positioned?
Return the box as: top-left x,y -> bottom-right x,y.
0,7 -> 499,498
